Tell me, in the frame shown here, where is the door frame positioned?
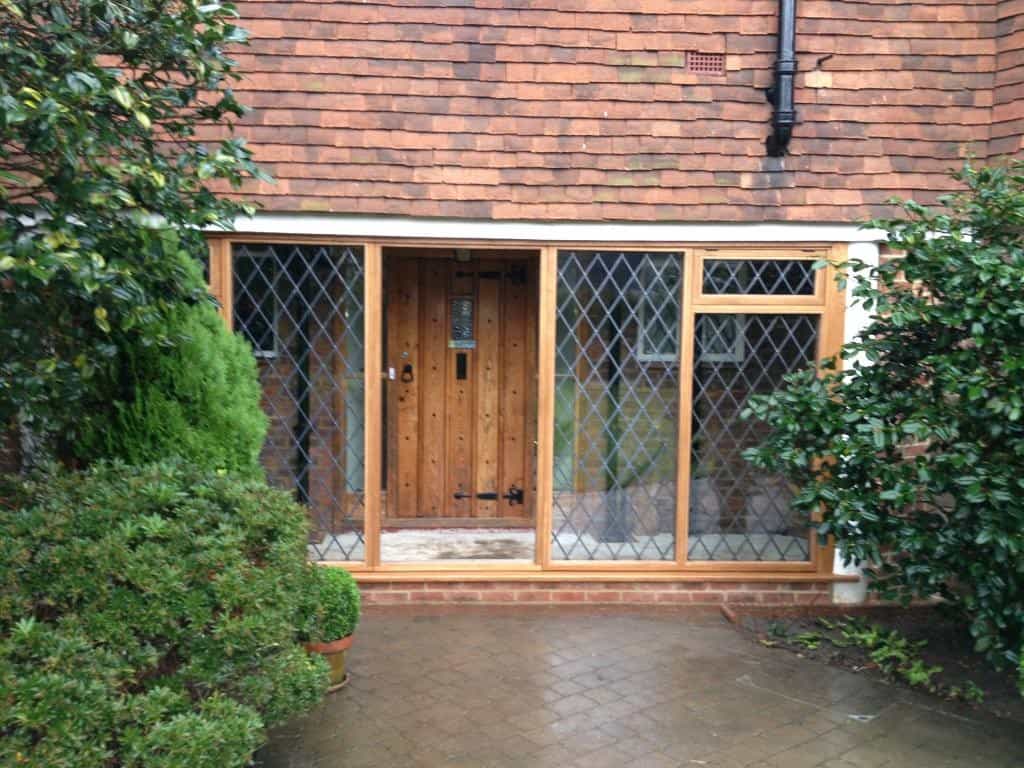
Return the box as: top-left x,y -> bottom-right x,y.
209,234 -> 846,580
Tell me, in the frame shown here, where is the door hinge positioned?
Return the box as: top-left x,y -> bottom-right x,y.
503,485 -> 524,505
452,486 -> 524,504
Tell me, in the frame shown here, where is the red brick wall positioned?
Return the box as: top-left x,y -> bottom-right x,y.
993,0 -> 1024,156
358,580 -> 831,606
203,0 -> 1023,223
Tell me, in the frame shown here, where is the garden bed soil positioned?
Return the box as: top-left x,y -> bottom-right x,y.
724,605 -> 1024,724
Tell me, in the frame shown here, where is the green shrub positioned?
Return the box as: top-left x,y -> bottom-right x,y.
299,566 -> 362,643
76,303 -> 268,477
0,462 -> 327,767
1019,649 -> 1024,698
744,161 -> 1024,671
1,0 -> 265,456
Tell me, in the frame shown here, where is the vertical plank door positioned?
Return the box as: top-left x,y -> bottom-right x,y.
384,253 -> 536,523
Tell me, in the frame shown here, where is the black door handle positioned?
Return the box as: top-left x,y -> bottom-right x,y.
400,363 -> 413,382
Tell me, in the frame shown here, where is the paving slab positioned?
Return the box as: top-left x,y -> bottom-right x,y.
255,607 -> 1024,768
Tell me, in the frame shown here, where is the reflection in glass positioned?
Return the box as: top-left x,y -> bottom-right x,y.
703,259 -> 816,296
553,251 -> 682,560
689,313 -> 818,561
234,243 -> 366,562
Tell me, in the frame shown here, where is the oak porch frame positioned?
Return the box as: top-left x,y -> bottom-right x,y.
208,234 -> 847,582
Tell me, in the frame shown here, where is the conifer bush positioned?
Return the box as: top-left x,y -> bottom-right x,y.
0,462 -> 328,767
76,303 -> 268,477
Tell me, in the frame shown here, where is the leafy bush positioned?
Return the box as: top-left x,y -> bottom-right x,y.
76,304 -> 268,476
299,566 -> 362,643
0,462 -> 327,767
745,161 -> 1024,672
1019,649 -> 1024,698
1,0 -> 267,456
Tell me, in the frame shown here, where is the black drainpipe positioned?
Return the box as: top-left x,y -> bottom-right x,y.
766,0 -> 797,156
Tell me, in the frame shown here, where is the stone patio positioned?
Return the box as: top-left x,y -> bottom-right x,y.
256,607 -> 1024,768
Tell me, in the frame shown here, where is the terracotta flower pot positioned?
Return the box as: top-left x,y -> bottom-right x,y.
306,634 -> 353,692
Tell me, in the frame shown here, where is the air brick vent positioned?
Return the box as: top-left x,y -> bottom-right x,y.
687,51 -> 726,75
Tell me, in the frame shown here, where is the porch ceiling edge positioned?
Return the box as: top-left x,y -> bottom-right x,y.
214,214 -> 887,245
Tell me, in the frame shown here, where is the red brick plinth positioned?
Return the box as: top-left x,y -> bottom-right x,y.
357,580 -> 831,607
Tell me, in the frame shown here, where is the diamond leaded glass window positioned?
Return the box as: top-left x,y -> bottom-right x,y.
552,251 -> 682,561
233,243 -> 365,562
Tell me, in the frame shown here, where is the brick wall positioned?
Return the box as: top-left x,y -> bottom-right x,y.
205,0 -> 1023,223
992,0 -> 1024,157
358,580 -> 831,606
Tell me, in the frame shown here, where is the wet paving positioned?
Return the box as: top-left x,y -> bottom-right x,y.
257,606 -> 1024,768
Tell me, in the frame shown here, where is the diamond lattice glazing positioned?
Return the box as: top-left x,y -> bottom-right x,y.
703,258 -> 816,296
688,313 -> 818,561
234,243 -> 365,561
553,251 -> 682,560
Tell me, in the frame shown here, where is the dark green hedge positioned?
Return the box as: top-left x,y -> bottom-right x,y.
745,162 -> 1024,675
0,462 -> 327,767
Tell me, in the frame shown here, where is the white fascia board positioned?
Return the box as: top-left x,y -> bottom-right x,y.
223,213 -> 887,244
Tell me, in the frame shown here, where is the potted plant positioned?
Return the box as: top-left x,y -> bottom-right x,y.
299,565 -> 361,692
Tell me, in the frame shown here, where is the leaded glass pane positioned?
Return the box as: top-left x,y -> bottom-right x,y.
450,298 -> 474,343
689,313 -> 818,562
552,251 -> 681,561
233,243 -> 365,562
703,258 -> 816,295
234,247 -> 277,357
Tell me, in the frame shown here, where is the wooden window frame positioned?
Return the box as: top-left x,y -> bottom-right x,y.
696,248 -> 825,307
209,235 -> 847,581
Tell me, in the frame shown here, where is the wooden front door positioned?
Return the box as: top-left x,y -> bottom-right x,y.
385,250 -> 538,524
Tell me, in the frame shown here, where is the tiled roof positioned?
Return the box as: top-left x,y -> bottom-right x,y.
994,0 -> 1024,158
207,0 -> 1024,223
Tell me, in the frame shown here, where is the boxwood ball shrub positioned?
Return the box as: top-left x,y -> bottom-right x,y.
0,462 -> 328,767
300,565 -> 361,643
76,302 -> 268,477
745,161 -> 1024,675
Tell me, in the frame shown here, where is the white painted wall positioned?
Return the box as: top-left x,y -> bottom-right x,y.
832,240 -> 881,604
